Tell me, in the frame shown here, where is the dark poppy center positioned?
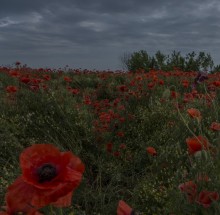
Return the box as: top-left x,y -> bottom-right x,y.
37,163 -> 57,183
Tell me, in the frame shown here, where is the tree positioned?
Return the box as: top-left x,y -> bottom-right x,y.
155,51 -> 166,70
168,51 -> 185,70
121,50 -> 217,72
122,50 -> 152,72
197,52 -> 214,71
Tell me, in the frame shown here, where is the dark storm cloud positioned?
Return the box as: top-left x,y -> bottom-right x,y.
1,0 -> 220,70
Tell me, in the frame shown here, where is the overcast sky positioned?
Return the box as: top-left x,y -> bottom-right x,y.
1,0 -> 220,70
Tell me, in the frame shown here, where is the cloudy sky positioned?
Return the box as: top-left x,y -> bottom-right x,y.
0,0 -> 220,70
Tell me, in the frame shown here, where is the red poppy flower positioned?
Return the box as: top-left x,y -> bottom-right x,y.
186,136 -> 209,155
106,142 -> 113,153
0,176 -> 42,215
196,173 -> 210,182
42,75 -> 51,81
20,77 -> 30,84
84,96 -> 92,105
99,112 -> 111,123
18,144 -> 85,207
117,131 -> 125,137
6,86 -> 18,93
119,144 -> 126,150
117,200 -> 134,215
118,85 -> 128,92
179,181 -> 197,203
146,147 -> 157,156
213,81 -> 220,87
210,122 -> 220,131
187,108 -> 202,121
182,80 -> 189,88
183,93 -> 194,103
147,82 -> 155,89
9,70 -> 20,77
63,76 -> 72,83
170,91 -> 179,99
196,190 -> 219,208
71,89 -> 80,95
114,151 -> 121,157
159,79 -> 164,85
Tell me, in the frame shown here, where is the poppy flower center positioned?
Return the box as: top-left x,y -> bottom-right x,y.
37,163 -> 57,183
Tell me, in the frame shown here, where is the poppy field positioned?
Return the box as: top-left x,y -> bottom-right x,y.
1,64 -> 220,214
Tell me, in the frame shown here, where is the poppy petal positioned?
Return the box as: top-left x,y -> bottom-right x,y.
117,200 -> 133,215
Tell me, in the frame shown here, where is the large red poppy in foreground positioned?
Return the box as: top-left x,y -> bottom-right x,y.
1,144 -> 85,213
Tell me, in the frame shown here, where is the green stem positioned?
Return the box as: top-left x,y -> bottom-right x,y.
50,205 -> 54,215
59,208 -> 63,215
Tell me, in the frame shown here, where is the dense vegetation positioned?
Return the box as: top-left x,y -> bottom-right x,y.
1,63 -> 220,214
121,50 -> 220,73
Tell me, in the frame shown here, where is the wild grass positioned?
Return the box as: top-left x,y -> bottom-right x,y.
1,67 -> 220,214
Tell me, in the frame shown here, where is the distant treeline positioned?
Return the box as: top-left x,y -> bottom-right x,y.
121,50 -> 220,73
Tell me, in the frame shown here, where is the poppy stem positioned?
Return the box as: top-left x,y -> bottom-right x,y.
196,118 -> 202,135
177,105 -> 197,138
49,205 -> 54,214
59,208 -> 63,215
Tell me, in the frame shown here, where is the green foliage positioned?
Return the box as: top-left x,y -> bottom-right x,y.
122,50 -> 216,72
122,50 -> 152,72
1,67 -> 220,214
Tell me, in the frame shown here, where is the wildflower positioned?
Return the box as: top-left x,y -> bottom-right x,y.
20,77 -> 30,84
186,136 -> 209,155
3,144 -> 85,211
195,71 -> 208,83
9,70 -> 20,77
158,79 -> 164,85
0,177 -> 42,215
147,82 -> 155,89
196,173 -> 210,182
187,108 -> 202,121
117,131 -> 125,137
119,117 -> 125,123
42,75 -> 51,81
114,151 -> 121,157
183,93 -> 194,103
117,200 -> 135,215
213,81 -> 220,87
106,142 -> 113,153
63,76 -> 72,83
118,85 -> 128,92
84,96 -> 92,105
71,89 -> 80,95
170,91 -> 179,99
192,71 -> 208,89
182,80 -> 189,88
210,122 -> 220,131
146,147 -> 157,156
119,144 -> 126,150
6,86 -> 18,93
179,181 -> 197,203
196,190 -> 219,208
99,112 -> 111,123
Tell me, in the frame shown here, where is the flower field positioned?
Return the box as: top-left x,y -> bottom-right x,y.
1,64 -> 220,214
